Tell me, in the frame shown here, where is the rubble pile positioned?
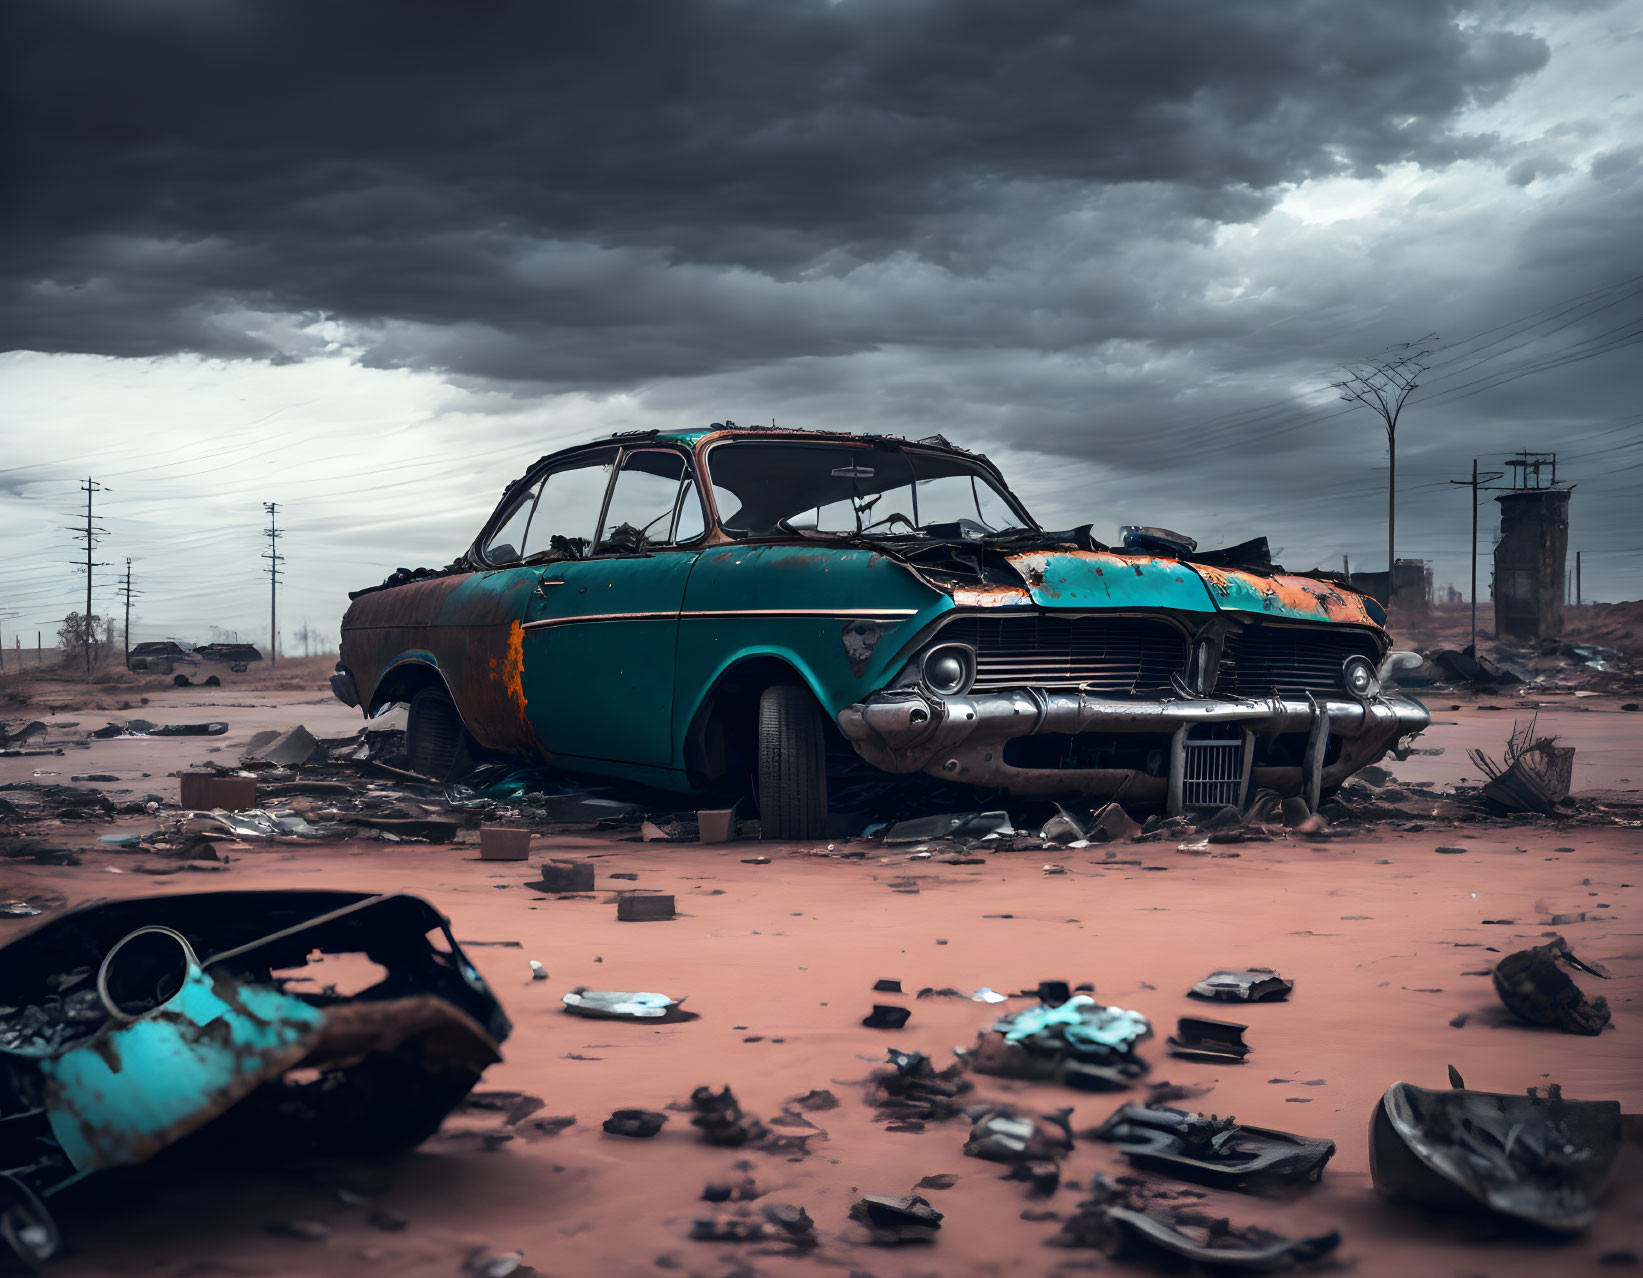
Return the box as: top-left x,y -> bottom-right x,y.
1412,635 -> 1643,697
1052,1175 -> 1342,1271
966,989 -> 1153,1090
866,1048 -> 974,1130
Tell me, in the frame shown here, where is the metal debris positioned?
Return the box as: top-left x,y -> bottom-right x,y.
561,989 -> 691,1022
1492,936 -> 1611,1035
867,1049 -> 973,1129
1090,1102 -> 1336,1189
689,1202 -> 815,1248
849,1193 -> 943,1244
0,890 -> 509,1266
1189,967 -> 1293,1003
602,1109 -> 667,1138
1468,714 -> 1574,814
1167,1016 -> 1251,1063
1053,1174 -> 1341,1269
967,993 -> 1151,1090
689,1085 -> 765,1147
241,725 -> 323,767
90,719 -> 228,738
1371,1079 -> 1621,1232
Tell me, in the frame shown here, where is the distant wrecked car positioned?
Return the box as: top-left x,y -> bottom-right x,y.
127,639 -> 261,675
332,427 -> 1428,837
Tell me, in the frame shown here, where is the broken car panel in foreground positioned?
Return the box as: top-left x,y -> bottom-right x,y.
333,427 -> 1429,836
0,891 -> 510,1265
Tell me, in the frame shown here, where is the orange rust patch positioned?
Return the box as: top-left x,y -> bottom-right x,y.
1191,565 -> 1380,627
499,619 -> 529,729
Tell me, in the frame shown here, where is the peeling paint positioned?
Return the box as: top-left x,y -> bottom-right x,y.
1001,551 -> 1219,613
1187,565 -> 1380,627
951,584 -> 1033,608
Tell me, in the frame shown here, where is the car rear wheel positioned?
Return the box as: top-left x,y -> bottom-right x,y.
757,684 -> 827,841
406,689 -> 478,782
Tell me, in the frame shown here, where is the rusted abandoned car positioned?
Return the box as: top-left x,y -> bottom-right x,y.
332,427 -> 1428,837
126,640 -> 194,674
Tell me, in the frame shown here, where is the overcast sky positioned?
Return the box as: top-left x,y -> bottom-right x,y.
2,0 -> 1640,653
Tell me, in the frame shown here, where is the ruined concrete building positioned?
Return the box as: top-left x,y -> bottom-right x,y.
1492,453 -> 1571,640
1347,560 -> 1432,614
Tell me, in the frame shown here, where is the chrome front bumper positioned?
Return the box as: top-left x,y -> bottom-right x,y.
837,687 -> 1430,811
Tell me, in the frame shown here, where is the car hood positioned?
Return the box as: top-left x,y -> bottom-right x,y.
946,550 -> 1384,629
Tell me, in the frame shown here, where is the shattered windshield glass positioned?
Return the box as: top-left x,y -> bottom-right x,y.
705,441 -> 1033,540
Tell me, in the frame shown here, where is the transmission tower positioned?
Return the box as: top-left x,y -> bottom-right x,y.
68,478 -> 109,673
263,502 -> 284,666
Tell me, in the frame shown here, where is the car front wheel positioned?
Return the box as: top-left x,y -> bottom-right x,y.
757,684 -> 828,841
406,688 -> 478,782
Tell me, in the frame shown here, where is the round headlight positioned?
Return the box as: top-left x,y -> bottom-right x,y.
1342,655 -> 1379,698
922,643 -> 976,697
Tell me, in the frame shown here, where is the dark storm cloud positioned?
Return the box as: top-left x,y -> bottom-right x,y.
4,0 -> 1549,380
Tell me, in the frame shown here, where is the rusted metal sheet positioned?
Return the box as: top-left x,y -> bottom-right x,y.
0,891 -> 512,1262
1186,565 -> 1382,627
340,570 -> 541,751
40,948 -> 327,1170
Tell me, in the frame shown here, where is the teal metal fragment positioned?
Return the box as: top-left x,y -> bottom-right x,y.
40,962 -> 326,1171
995,995 -> 1151,1051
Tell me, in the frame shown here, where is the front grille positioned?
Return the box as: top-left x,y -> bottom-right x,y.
938,615 -> 1187,694
1216,625 -> 1380,698
1183,737 -> 1244,807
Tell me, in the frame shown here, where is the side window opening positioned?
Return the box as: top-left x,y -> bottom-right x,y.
520,448 -> 619,561
596,450 -> 703,553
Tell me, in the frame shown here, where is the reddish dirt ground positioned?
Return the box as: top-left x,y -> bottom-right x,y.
2,661 -> 1640,1277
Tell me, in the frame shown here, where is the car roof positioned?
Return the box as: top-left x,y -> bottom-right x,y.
635,424 -> 980,457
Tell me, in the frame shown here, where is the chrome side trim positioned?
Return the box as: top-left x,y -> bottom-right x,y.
522,606 -> 920,632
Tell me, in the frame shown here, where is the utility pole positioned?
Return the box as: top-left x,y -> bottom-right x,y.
1333,335 -> 1437,611
1449,458 -> 1503,655
1576,551 -> 1582,607
69,478 -> 108,674
263,502 -> 284,667
117,558 -> 141,669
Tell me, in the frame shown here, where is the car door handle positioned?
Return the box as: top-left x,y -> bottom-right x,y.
535,578 -> 567,596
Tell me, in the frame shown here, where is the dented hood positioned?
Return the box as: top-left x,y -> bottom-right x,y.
955,551 -> 1384,629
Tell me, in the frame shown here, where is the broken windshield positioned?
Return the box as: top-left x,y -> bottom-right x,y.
704,441 -> 1034,540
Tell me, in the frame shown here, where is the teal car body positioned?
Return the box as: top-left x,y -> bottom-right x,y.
334,426 -> 1427,818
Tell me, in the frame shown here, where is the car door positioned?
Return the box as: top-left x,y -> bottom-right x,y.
520,446 -> 706,770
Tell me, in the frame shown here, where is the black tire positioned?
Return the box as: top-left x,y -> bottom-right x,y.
757,684 -> 827,840
406,688 -> 477,781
